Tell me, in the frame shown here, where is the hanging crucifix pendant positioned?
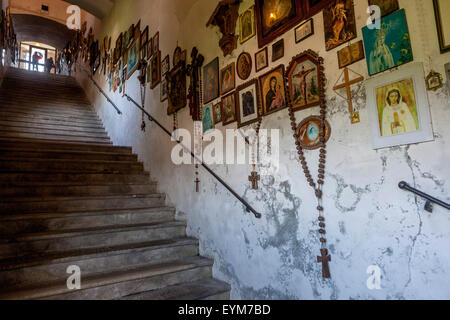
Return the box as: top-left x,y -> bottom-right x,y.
317,248 -> 331,278
248,171 -> 260,190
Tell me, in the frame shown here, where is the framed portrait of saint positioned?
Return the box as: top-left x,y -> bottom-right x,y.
255,0 -> 304,48
213,101 -> 222,125
221,92 -> 237,126
362,9 -> 413,76
126,39 -> 139,79
323,0 -> 357,51
150,51 -> 161,89
203,57 -> 220,104
236,79 -> 261,128
240,6 -> 256,44
365,62 -> 434,149
259,65 -> 287,116
220,62 -> 235,95
202,105 -> 214,134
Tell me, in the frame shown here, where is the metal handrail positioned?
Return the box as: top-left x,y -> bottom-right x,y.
399,181 -> 450,213
76,63 -> 122,115
75,62 -> 261,219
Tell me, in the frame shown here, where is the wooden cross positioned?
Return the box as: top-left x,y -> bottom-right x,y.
248,171 -> 260,190
317,248 -> 331,278
333,68 -> 364,124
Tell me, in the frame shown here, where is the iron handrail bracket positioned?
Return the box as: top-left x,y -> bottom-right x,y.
399,181 -> 450,213
123,94 -> 262,219
76,63 -> 122,115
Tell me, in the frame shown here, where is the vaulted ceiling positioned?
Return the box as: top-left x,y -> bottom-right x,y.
63,0 -> 114,18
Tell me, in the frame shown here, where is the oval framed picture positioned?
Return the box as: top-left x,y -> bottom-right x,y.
237,52 -> 252,80
296,115 -> 331,150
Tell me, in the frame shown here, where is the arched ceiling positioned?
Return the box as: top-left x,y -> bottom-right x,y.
63,0 -> 114,19
12,14 -> 76,49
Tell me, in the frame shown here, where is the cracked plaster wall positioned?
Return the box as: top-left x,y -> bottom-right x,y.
76,0 -> 450,299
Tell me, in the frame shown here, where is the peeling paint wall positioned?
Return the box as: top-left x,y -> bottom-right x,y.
76,0 -> 450,299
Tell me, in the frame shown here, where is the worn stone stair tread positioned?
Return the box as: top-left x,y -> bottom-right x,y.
120,278 -> 231,300
0,157 -> 139,165
2,193 -> 163,203
0,206 -> 176,222
0,133 -> 113,144
0,121 -> 107,133
0,112 -> 103,124
7,221 -> 187,242
0,237 -> 199,271
0,256 -> 212,300
0,147 -> 130,157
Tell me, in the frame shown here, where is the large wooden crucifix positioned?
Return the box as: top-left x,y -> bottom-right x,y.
333,68 -> 364,124
187,47 -> 204,121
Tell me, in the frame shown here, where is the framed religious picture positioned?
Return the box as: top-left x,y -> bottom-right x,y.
259,65 -> 287,116
323,0 -> 357,51
433,0 -> 450,53
114,33 -> 123,65
425,70 -> 443,91
161,55 -> 170,75
236,79 -> 261,128
203,57 -> 220,104
255,0 -> 304,48
362,9 -> 413,76
368,0 -> 399,18
150,51 -> 161,89
212,101 -> 222,125
295,18 -> 314,43
202,105 -> 215,134
140,26 -> 148,59
146,62 -> 151,83
365,62 -> 434,150
255,47 -> 268,73
126,39 -> 139,79
337,40 -> 365,69
221,91 -> 237,125
167,59 -> 187,115
286,50 -> 323,111
296,115 -> 331,150
237,52 -> 252,80
160,77 -> 168,102
220,62 -> 235,95
272,39 -> 284,62
126,24 -> 134,48
239,5 -> 256,44
146,38 -> 153,59
153,32 -> 159,55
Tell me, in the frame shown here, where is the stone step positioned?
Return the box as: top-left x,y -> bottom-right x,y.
0,126 -> 109,139
0,158 -> 143,174
0,172 -> 150,185
0,121 -> 106,134
0,148 -> 137,162
0,238 -> 200,289
0,89 -> 88,100
0,194 -> 165,214
0,207 -> 176,235
0,101 -> 95,114
0,111 -> 103,126
0,131 -> 112,144
121,278 -> 231,300
0,107 -> 101,122
0,221 -> 187,259
0,182 -> 156,198
0,138 -> 131,154
0,94 -> 91,106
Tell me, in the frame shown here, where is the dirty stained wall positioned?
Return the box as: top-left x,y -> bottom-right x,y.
76,0 -> 450,299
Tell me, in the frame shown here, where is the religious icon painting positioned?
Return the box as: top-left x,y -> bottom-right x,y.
153,32 -> 159,55
323,0 -> 357,51
221,91 -> 237,126
286,50 -> 324,112
259,65 -> 287,116
239,5 -> 256,44
140,26 -> 148,59
337,40 -> 365,69
236,79 -> 261,128
146,38 -> 153,59
160,77 -> 168,102
167,61 -> 187,115
362,9 -> 413,76
368,0 -> 399,18
296,115 -> 331,150
202,105 -> 214,134
271,39 -> 284,62
255,0 -> 304,48
212,101 -> 222,125
161,55 -> 170,75
365,62 -> 434,149
126,39 -> 139,79
126,24 -> 134,48
295,18 -> 314,43
255,47 -> 268,73
203,57 -> 220,104
237,52 -> 252,80
425,70 -> 443,92
433,0 -> 450,53
219,62 -> 235,95
150,51 -> 161,89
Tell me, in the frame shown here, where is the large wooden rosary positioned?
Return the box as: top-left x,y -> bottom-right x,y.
285,50 -> 332,278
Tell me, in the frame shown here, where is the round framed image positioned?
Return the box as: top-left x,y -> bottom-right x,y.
237,52 -> 252,80
296,115 -> 331,150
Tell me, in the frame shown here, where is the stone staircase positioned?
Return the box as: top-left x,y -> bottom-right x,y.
0,68 -> 230,300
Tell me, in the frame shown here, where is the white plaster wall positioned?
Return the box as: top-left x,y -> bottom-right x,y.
76,0 -> 450,300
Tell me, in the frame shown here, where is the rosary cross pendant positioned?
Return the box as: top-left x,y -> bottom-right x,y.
317,248 -> 331,278
249,171 -> 260,190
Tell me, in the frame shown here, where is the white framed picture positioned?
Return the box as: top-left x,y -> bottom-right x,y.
365,62 -> 434,150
